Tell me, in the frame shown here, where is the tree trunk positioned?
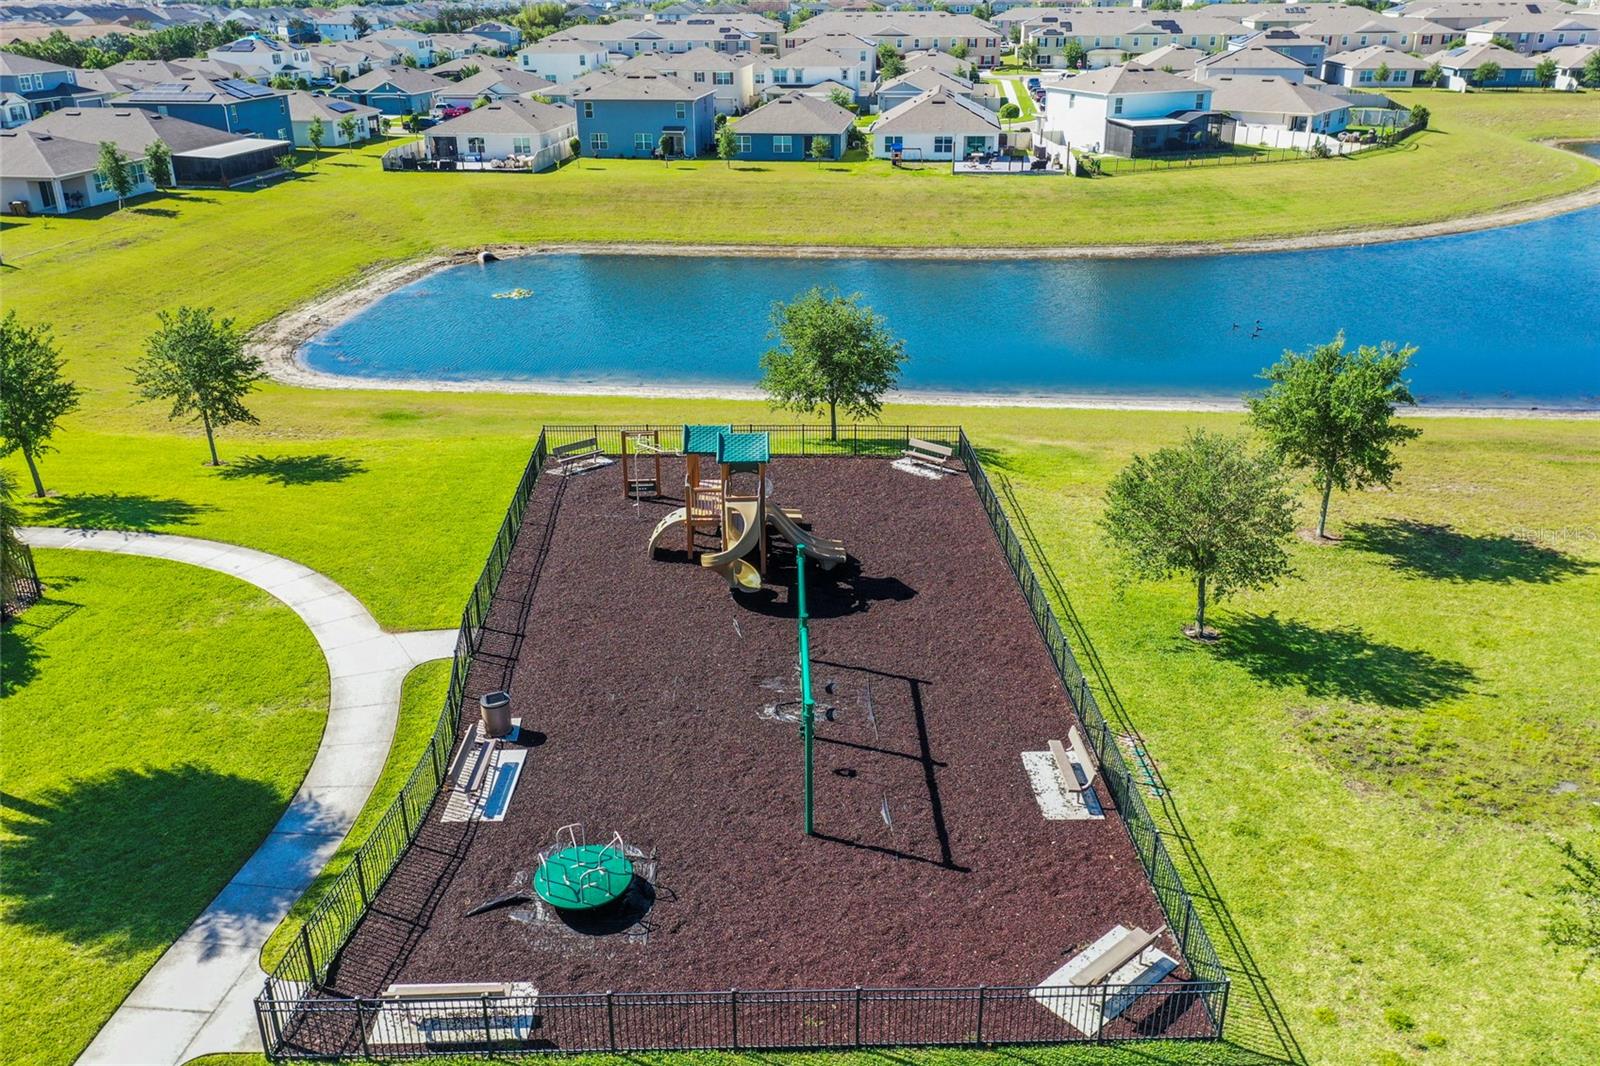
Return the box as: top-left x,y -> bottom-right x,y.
22,447 -> 45,498
1317,480 -> 1333,539
202,411 -> 220,466
1195,572 -> 1207,635
828,400 -> 838,440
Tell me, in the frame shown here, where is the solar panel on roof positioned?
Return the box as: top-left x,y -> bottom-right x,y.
218,79 -> 274,99
326,100 -> 356,113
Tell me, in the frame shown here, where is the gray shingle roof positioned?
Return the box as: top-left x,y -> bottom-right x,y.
426,96 -> 575,135
1049,64 -> 1209,97
870,87 -> 999,135
569,71 -> 714,101
0,107 -> 237,179
735,90 -> 854,134
1208,76 -> 1351,116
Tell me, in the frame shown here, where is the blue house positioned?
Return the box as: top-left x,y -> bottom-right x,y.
125,75 -> 293,141
1425,44 -> 1541,89
732,91 -> 853,161
572,72 -> 716,158
330,68 -> 450,116
1,52 -> 108,129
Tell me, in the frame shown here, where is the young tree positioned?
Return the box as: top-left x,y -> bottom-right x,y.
827,86 -> 853,111
276,152 -> 300,175
1535,57 -> 1557,86
132,307 -> 265,466
1547,839 -> 1600,973
759,287 -> 907,439
1474,60 -> 1503,87
458,62 -> 481,79
144,139 -> 173,188
999,101 -> 1020,120
307,115 -> 325,166
1375,60 -> 1391,84
1017,40 -> 1040,68
1584,50 -> 1600,88
0,312 -> 81,497
716,120 -> 738,167
1424,61 -> 1443,86
809,134 -> 831,164
337,114 -> 359,144
1098,429 -> 1297,639
352,13 -> 371,37
96,140 -> 135,209
1247,334 -> 1419,540
876,41 -> 905,79
950,42 -> 968,60
658,131 -> 673,164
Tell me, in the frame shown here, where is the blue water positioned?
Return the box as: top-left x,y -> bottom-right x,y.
303,206 -> 1600,407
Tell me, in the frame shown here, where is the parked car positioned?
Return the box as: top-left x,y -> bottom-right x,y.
1025,77 -> 1041,91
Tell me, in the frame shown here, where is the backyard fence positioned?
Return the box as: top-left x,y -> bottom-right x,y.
2,540 -> 41,614
255,425 -> 1229,1059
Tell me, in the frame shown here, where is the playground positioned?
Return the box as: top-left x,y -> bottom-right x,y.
319,430 -> 1212,1046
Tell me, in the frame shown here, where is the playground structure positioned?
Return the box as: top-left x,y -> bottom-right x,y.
641,425 -> 848,591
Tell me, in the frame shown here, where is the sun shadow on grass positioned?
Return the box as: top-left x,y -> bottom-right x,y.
30,493 -> 214,530
1344,519 -> 1592,584
130,207 -> 179,218
0,765 -> 288,952
214,453 -> 367,486
1209,612 -> 1476,709
1,583 -> 84,696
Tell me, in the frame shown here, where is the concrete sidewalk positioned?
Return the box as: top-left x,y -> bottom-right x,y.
20,528 -> 457,1066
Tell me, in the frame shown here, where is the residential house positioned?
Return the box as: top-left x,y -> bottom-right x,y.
434,69 -> 558,111
545,19 -> 766,58
1547,42 -> 1598,87
433,54 -> 522,79
1320,45 -> 1430,87
467,21 -> 525,50
516,38 -> 612,83
902,49 -> 971,77
571,71 -> 717,157
426,96 -> 576,167
124,75 -> 293,141
208,35 -> 315,81
369,28 -> 436,67
1,107 -> 287,213
1195,45 -> 1313,82
618,49 -> 757,113
0,52 -> 107,128
1463,13 -> 1596,53
311,10 -> 363,43
1424,42 -> 1542,86
1228,28 -> 1328,69
1133,44 -> 1208,73
759,41 -> 876,102
731,89 -> 854,159
341,38 -> 409,71
431,33 -> 508,61
869,86 -> 1000,160
876,67 -> 977,113
1208,75 -> 1352,133
785,12 -> 1006,68
304,44 -> 371,84
1023,12 -> 1243,69
285,91 -> 379,146
1297,12 -> 1456,56
1042,64 -> 1220,155
331,68 -> 451,115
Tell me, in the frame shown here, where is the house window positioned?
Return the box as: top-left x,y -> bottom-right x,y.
735,133 -> 751,153
1113,97 -> 1123,115
512,136 -> 531,154
1195,93 -> 1205,110
589,131 -> 607,151
38,181 -> 55,207
635,132 -> 654,151
773,134 -> 792,153
675,102 -> 686,118
582,101 -> 593,118
694,71 -> 706,82
467,136 -> 485,154
934,134 -> 953,153
884,135 -> 903,151
93,172 -> 113,193
714,71 -> 732,85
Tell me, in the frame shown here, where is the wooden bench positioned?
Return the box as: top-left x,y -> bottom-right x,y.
902,437 -> 955,470
1068,925 -> 1167,988
552,437 -> 603,472
382,981 -> 521,1001
1048,725 -> 1098,795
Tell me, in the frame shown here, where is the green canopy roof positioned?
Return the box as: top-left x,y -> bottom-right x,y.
682,423 -> 732,456
717,431 -> 771,468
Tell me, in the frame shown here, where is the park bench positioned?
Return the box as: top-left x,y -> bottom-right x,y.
902,437 -> 955,470
1048,725 -> 1098,795
382,982 -> 524,1001
1067,925 -> 1167,988
552,437 -> 604,473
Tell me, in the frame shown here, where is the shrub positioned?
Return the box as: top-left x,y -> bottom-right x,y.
568,136 -> 580,157
998,102 -> 1020,119
1408,103 -> 1430,131
1384,1007 -> 1417,1032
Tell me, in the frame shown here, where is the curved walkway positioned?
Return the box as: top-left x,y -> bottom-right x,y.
18,527 -> 457,1066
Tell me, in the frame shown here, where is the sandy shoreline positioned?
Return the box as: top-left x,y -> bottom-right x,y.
251,176 -> 1600,420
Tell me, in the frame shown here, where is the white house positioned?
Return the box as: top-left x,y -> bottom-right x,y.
1547,43 -> 1598,89
869,86 -> 1000,160
1208,76 -> 1352,134
303,44 -> 370,84
369,29 -> 436,68
1463,14 -> 1596,54
617,49 -> 757,114
1320,45 -> 1430,88
424,96 -> 577,169
286,91 -> 378,146
759,41 -> 877,102
1194,45 -> 1311,83
208,35 -> 314,81
516,38 -> 611,83
434,69 -> 560,111
876,67 -> 976,114
1042,65 -> 1219,156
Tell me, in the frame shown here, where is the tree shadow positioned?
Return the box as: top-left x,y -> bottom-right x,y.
29,492 -> 214,530
214,453 -> 368,486
0,583 -> 84,696
1209,612 -> 1476,709
0,765 -> 289,952
1344,519 -> 1592,584
130,207 -> 179,218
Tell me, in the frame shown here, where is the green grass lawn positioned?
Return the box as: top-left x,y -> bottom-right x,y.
0,551 -> 328,1066
1,88 -> 1598,1066
995,76 -> 1039,122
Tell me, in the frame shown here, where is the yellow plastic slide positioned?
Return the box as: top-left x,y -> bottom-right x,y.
765,505 -> 847,570
700,500 -> 764,591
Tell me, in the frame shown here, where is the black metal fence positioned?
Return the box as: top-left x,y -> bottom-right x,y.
957,430 -> 1229,1011
3,540 -> 42,614
256,424 -> 1228,1059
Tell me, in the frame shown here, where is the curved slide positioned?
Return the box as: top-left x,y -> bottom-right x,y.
700,500 -> 763,590
765,506 -> 846,570
646,507 -> 688,555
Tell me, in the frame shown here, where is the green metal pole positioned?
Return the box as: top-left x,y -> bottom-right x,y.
797,543 -> 815,836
